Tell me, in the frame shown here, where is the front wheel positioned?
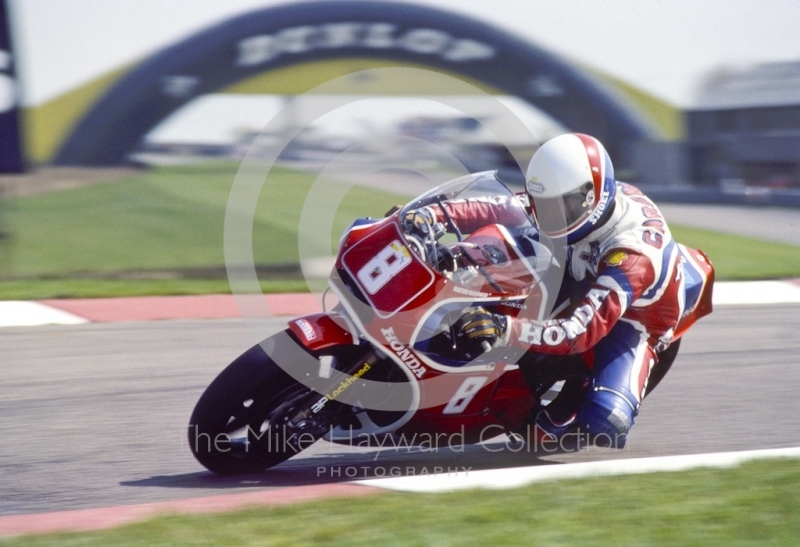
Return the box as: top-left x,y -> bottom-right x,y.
188,332 -> 333,474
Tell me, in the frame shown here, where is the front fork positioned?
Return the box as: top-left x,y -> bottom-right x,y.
284,348 -> 384,430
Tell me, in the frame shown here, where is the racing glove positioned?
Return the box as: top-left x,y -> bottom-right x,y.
456,306 -> 509,353
402,206 -> 436,237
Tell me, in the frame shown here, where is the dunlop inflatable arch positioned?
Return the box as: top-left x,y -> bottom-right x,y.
52,1 -> 654,166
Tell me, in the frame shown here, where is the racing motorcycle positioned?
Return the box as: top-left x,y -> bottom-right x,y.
189,171 -> 714,474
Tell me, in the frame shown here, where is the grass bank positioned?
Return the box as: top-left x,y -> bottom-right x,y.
3,458 -> 799,546
1,163 -> 798,299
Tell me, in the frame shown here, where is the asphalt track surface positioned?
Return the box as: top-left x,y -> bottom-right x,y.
2,302 -> 800,517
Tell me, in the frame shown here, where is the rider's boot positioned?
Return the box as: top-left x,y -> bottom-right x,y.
511,377 -> 590,450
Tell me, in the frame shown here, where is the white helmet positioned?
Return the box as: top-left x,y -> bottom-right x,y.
526,133 -> 616,244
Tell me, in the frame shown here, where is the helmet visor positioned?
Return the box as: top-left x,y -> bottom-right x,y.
531,182 -> 595,235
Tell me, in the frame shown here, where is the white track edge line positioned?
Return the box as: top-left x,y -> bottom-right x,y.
0,301 -> 88,327
0,280 -> 799,328
713,280 -> 800,305
355,446 -> 800,492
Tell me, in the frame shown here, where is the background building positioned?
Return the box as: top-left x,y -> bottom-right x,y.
686,60 -> 800,189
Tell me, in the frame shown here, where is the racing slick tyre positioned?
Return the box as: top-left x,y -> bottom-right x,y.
188,333 -> 328,474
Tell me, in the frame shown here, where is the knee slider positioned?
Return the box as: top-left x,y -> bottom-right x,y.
578,389 -> 635,448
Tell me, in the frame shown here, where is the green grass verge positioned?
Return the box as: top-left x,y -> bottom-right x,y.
3,458 -> 799,546
0,163 -> 404,276
670,224 -> 800,281
0,163 -> 405,299
1,163 -> 799,300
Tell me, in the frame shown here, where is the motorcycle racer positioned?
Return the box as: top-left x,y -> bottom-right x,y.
412,133 -> 689,448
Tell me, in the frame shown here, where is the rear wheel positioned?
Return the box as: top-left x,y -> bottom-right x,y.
188,332 -> 331,474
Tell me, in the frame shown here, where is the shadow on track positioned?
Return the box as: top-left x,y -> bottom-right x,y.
120,441 -> 581,489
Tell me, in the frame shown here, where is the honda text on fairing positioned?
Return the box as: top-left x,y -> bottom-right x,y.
188,171 -> 713,474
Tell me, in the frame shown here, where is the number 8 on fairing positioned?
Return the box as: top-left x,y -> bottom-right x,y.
443,376 -> 489,414
356,240 -> 412,295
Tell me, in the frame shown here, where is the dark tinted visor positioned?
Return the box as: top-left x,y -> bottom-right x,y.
531,182 -> 594,234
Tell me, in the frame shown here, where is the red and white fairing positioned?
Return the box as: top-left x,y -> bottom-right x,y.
321,176 -> 553,441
